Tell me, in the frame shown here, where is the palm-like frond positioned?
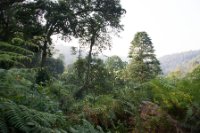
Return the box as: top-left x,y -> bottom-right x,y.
0,97 -> 67,133
0,39 -> 38,68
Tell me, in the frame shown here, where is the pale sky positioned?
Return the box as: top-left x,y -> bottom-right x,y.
104,0 -> 200,57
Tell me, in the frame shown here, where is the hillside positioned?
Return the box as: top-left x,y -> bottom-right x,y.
159,50 -> 200,74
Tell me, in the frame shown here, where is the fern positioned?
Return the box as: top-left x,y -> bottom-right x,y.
0,69 -> 68,132
150,78 -> 192,109
0,38 -> 38,68
0,41 -> 34,55
0,97 -> 67,133
70,119 -> 106,133
0,116 -> 8,133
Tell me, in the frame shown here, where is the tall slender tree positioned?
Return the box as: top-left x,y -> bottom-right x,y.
74,0 -> 125,98
128,32 -> 161,83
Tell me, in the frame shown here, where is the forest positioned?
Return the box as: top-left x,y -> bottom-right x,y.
0,0 -> 200,133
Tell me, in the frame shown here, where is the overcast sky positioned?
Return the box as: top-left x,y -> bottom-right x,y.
103,0 -> 200,57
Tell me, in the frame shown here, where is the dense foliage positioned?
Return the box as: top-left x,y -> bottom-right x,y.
0,0 -> 200,133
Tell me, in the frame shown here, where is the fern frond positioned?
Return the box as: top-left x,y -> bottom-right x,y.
11,38 -> 39,49
0,40 -> 37,68
5,102 -> 28,131
70,119 -> 105,133
0,97 -> 67,133
0,56 -> 24,66
11,38 -> 24,46
0,53 -> 31,62
0,116 -> 8,133
25,41 -> 39,49
0,41 -> 34,55
0,51 -> 27,56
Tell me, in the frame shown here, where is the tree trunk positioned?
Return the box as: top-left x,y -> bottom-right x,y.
85,36 -> 94,85
41,40 -> 48,67
74,36 -> 95,99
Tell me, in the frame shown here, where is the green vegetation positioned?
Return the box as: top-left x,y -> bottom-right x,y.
128,32 -> 161,83
0,0 -> 200,133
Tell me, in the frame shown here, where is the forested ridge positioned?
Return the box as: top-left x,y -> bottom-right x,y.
0,0 -> 200,133
160,50 -> 200,74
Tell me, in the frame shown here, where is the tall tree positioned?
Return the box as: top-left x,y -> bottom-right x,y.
128,32 -> 161,83
30,0 -> 125,68
74,0 -> 125,98
32,0 -> 76,67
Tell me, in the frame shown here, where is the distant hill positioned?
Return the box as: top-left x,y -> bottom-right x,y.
159,50 -> 200,74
